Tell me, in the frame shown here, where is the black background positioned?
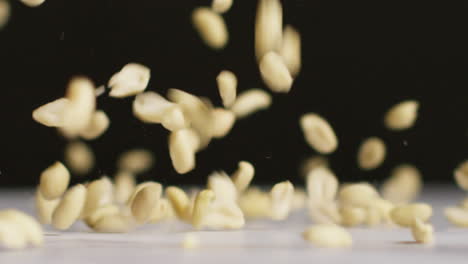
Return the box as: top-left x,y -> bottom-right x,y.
0,0 -> 467,187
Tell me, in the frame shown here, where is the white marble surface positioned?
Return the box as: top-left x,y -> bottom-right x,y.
1,185 -> 468,264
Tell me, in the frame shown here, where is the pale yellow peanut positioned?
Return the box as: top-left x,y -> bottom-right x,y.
133,91 -> 176,123
108,63 -> 150,98
81,177 -> 114,218
338,183 -> 379,208
0,218 -> 27,249
35,190 -> 60,224
306,167 -> 338,204
20,0 -> 45,7
85,204 -> 120,227
0,210 -> 43,246
238,187 -> 271,219
161,106 -> 187,131
212,108 -> 236,138
340,207 -> 366,227
117,149 -> 154,174
357,137 -> 386,170
32,98 -> 69,127
211,0 -> 233,13
92,213 -> 134,233
454,160 -> 468,190
230,89 -> 272,119
126,182 -> 161,206
201,203 -> 245,229
280,25 -> 301,77
207,171 -> 237,203
255,0 -> 283,61
306,166 -> 341,224
0,0 -> 10,29
216,70 -> 237,107
39,161 -> 70,200
390,203 -> 432,227
411,218 -> 434,244
381,164 -> 422,204
131,184 -> 162,224
80,110 -> 110,140
300,155 -> 328,178
300,113 -> 338,154
64,141 -> 95,175
259,52 -> 293,93
167,89 -> 214,145
61,77 -> 96,136
114,171 -> 136,204
166,186 -> 191,221
169,129 -> 198,174
303,224 -> 352,248
445,207 -> 468,227
231,161 -> 255,193
52,184 -> 87,230
133,92 -> 188,131
192,190 -> 215,229
270,181 -> 294,220
192,7 -> 228,49
384,100 -> 419,131
149,198 -> 175,223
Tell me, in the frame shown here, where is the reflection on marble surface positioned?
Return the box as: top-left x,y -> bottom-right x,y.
1,185 -> 467,264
